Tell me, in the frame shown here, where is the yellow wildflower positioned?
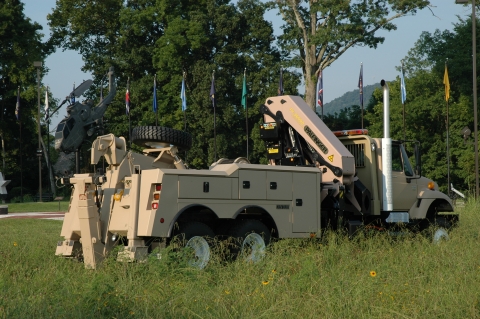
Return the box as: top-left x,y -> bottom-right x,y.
370,271 -> 377,277
13,242 -> 17,247
262,281 -> 269,285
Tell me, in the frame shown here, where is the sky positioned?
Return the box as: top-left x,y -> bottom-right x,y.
23,1 -> 472,130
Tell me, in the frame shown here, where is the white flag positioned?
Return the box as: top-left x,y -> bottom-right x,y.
45,87 -> 49,120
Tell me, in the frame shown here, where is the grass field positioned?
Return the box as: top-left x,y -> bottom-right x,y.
0,201 -> 478,318
2,201 -> 70,213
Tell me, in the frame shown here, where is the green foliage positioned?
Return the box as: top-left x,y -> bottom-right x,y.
0,201 -> 478,318
0,0 -> 55,196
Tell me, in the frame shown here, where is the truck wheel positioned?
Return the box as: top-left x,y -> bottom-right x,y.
228,220 -> 270,262
423,216 -> 451,244
172,222 -> 215,269
131,126 -> 192,151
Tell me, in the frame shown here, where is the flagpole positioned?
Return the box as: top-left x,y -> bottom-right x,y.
127,77 -> 131,148
445,60 -> 451,197
183,72 -> 187,132
17,86 -> 23,202
244,68 -> 248,160
213,70 -> 217,162
358,63 -> 364,129
46,86 -> 49,164
154,74 -> 158,126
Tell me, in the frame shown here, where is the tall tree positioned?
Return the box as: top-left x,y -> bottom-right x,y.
0,0 -> 52,198
270,0 -> 430,110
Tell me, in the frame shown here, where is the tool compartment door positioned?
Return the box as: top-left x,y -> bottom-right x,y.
238,170 -> 266,200
266,171 -> 292,200
178,176 -> 232,199
292,172 -> 319,233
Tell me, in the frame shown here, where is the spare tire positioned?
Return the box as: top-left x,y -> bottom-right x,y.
131,126 -> 192,151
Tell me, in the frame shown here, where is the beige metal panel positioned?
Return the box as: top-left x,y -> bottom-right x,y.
263,95 -> 355,185
137,170 -> 172,237
178,175 -> 232,199
292,172 -> 320,233
266,171 -> 292,200
239,170 -> 266,199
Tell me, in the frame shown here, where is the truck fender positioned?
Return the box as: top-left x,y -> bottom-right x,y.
408,188 -> 454,219
167,204 -> 219,237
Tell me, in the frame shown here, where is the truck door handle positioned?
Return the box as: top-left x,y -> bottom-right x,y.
296,199 -> 302,206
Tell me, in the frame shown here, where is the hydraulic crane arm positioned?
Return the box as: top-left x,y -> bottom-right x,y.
260,95 -> 355,186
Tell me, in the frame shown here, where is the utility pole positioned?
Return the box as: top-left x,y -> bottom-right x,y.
34,61 -> 43,202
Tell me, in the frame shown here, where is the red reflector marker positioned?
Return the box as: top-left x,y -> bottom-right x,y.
160,218 -> 164,223
152,202 -> 159,209
155,184 -> 162,191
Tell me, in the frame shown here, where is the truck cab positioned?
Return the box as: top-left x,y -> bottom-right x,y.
334,129 -> 455,224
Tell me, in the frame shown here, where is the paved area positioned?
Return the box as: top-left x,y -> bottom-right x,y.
0,212 -> 65,220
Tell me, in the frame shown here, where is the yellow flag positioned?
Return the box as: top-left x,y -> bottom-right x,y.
444,64 -> 450,101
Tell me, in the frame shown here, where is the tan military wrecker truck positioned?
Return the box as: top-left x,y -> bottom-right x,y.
56,82 -> 457,269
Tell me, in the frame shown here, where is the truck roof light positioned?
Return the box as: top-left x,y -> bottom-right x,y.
332,129 -> 368,137
155,184 -> 162,191
428,182 -> 435,190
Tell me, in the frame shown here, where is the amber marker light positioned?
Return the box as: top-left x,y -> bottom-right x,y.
154,193 -> 160,200
428,182 -> 435,190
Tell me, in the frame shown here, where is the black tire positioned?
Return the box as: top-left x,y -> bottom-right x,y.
131,126 -> 192,151
228,220 -> 270,262
171,222 -> 215,269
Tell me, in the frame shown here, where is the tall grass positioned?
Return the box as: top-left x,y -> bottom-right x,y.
0,201 -> 478,318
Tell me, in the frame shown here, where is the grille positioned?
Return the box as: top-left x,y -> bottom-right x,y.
345,143 -> 365,167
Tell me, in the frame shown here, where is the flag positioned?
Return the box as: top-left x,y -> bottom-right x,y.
71,83 -> 75,104
444,63 -> 450,101
210,73 -> 216,108
153,76 -> 157,113
181,76 -> 187,111
316,70 -> 323,108
241,70 -> 247,109
400,64 -> 407,104
45,87 -> 49,120
358,64 -> 363,107
15,87 -> 20,121
278,67 -> 284,95
125,87 -> 130,115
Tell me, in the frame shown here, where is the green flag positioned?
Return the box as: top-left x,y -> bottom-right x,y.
241,70 -> 247,109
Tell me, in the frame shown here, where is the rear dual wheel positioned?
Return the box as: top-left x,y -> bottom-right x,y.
228,220 -> 270,262
172,222 -> 215,269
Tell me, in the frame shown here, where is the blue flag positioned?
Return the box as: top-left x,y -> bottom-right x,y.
15,87 -> 20,121
210,74 -> 216,108
153,76 -> 157,113
358,64 -> 363,107
400,65 -> 407,104
278,67 -> 284,95
181,76 -> 187,111
316,70 -> 323,108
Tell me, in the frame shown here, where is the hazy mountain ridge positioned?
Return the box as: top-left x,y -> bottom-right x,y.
318,83 -> 382,115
